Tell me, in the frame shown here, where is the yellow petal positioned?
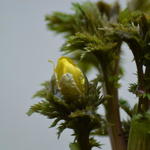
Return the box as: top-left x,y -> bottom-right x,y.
55,56 -> 85,92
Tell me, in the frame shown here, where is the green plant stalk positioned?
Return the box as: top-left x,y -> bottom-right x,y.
96,50 -> 127,150
73,118 -> 92,150
128,114 -> 150,150
127,44 -> 149,113
104,82 -> 127,150
75,125 -> 91,150
76,131 -> 90,150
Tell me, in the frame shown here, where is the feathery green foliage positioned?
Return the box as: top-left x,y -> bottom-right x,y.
28,75 -> 105,149
29,0 -> 150,150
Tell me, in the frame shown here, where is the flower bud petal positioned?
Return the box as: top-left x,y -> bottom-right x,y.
55,57 -> 85,96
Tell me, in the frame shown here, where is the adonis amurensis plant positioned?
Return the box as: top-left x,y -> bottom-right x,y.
27,0 -> 150,150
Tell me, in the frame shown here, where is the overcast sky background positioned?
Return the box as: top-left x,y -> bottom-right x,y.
0,0 -> 137,150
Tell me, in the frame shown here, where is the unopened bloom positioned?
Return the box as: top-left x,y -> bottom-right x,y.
55,56 -> 85,98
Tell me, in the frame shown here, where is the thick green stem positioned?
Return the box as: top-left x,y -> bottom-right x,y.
104,63 -> 127,149
76,130 -> 91,150
95,52 -> 127,150
128,114 -> 150,150
127,44 -> 148,113
101,67 -> 127,150
105,83 -> 127,150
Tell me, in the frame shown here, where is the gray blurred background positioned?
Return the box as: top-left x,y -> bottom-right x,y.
0,0 -> 137,150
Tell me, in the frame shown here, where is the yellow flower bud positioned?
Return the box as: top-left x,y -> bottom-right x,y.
55,56 -> 85,98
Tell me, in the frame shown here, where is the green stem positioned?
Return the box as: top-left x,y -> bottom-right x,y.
128,113 -> 150,150
105,81 -> 127,150
144,66 -> 150,109
95,51 -> 127,150
101,65 -> 127,150
127,43 -> 148,113
76,130 -> 91,150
